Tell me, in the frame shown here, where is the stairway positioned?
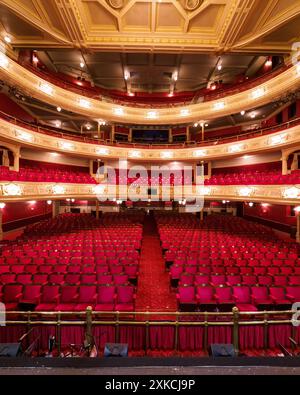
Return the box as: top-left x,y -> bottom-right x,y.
135,212 -> 177,313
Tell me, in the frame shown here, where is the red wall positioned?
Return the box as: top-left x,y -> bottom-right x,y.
244,204 -> 296,226
212,161 -> 281,175
2,201 -> 52,231
0,93 -> 35,123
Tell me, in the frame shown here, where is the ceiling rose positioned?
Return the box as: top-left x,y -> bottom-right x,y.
107,0 -> 124,9
184,0 -> 202,11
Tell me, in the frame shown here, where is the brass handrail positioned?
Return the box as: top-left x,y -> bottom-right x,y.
3,308 -> 298,355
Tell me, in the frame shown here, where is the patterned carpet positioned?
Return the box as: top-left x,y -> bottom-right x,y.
135,213 -> 177,316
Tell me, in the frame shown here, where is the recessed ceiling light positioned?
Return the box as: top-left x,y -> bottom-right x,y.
80,62 -> 84,68
113,107 -> 124,116
240,110 -> 245,116
57,106 -> 62,112
193,123 -> 198,127
250,112 -> 256,118
4,36 -> 11,43
217,64 -> 222,71
205,123 -> 208,127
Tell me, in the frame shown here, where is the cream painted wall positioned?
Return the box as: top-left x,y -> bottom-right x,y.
212,151 -> 281,169
21,148 -> 90,167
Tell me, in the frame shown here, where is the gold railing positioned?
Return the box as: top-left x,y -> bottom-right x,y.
2,308 -> 298,355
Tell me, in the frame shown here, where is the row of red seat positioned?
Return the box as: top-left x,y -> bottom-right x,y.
0,284 -> 135,312
176,285 -> 299,311
0,213 -> 143,311
176,273 -> 300,288
0,272 -> 131,286
154,213 -> 300,311
0,165 -> 97,184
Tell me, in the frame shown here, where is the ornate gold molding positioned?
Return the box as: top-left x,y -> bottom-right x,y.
0,53 -> 300,125
0,181 -> 299,206
1,117 -> 300,161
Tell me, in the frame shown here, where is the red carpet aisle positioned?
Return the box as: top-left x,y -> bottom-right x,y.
135,213 -> 177,314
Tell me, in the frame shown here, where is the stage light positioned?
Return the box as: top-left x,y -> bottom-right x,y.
129,150 -> 141,158
193,150 -> 207,157
113,107 -> 124,116
15,129 -> 33,142
39,83 -> 53,95
59,141 -> 74,150
251,87 -> 265,99
213,101 -> 225,111
160,151 -> 173,159
79,98 -> 91,109
180,109 -> 190,117
146,111 -> 158,119
96,147 -> 109,155
52,185 -> 65,195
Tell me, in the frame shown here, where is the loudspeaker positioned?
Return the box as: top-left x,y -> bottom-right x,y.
209,344 -> 235,357
0,343 -> 21,357
104,343 -> 128,357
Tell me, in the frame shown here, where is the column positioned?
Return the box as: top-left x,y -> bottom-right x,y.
52,200 -> 60,218
0,208 -> 3,241
291,154 -> 298,171
186,126 -> 190,143
207,161 -> 212,178
168,128 -> 173,143
201,123 -> 205,141
297,212 -> 300,243
13,151 -> 20,172
282,152 -> 288,175
89,160 -> 94,176
128,128 -> 132,143
111,125 -> 115,143
95,199 -> 99,220
200,209 -> 204,221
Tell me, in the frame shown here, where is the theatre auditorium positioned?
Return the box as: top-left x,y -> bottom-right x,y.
0,0 -> 300,376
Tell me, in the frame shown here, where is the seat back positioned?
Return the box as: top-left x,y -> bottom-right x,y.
78,286 -> 96,303
59,285 -> 78,303
3,284 -> 23,302
41,285 -> 60,302
117,286 -> 134,303
233,286 -> 251,303
97,285 -> 115,303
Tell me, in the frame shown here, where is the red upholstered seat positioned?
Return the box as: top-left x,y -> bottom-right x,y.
251,286 -> 273,306
115,286 -> 135,311
16,273 -> 32,284
36,285 -> 60,311
226,275 -> 241,286
0,273 -> 16,284
233,286 -> 257,312
113,274 -> 129,285
65,273 -> 80,284
55,285 -> 79,311
19,284 -> 42,305
215,286 -> 234,305
177,286 -> 197,308
194,274 -> 210,285
269,287 -> 291,306
242,275 -> 257,285
48,273 -> 65,284
286,286 -> 300,302
196,285 -> 216,305
288,275 -> 300,285
95,285 -> 115,311
2,284 -> 23,310
32,273 -> 48,285
210,274 -> 226,286
257,275 -> 273,286
74,285 -> 97,311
